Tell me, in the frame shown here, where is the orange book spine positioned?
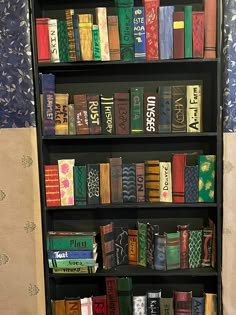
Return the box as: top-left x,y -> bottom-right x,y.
128,229 -> 138,265
204,0 -> 216,58
44,165 -> 61,207
100,163 -> 111,204
108,16 -> 121,61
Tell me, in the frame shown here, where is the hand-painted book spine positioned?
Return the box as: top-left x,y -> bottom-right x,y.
52,265 -> 98,274
136,163 -> 145,202
100,95 -> 115,135
79,14 -> 93,61
154,234 -> 167,271
122,164 -> 136,202
100,163 -> 111,204
87,164 -> 100,205
192,297 -> 204,315
117,277 -> 132,315
87,94 -> 102,134
171,85 -> 186,132
186,84 -> 202,132
68,104 -> 76,135
174,291 -> 192,315
100,222 -> 116,269
55,93 -> 69,135
74,165 -> 87,206
114,92 -> 130,135
138,221 -> 147,266
158,85 -> 172,133
105,277 -> 120,315
48,258 -> 96,268
109,157 -> 123,203
92,296 -> 107,315
209,218 -> 216,268
133,7 -> 146,60
188,230 -> 202,268
108,16 -> 121,61
204,0 -> 216,58
145,160 -> 160,202
128,229 -> 138,265
160,297 -> 174,315
184,6 -> 192,58
204,293 -> 217,315
147,290 -> 161,315
165,231 -> 180,270
133,296 -> 147,315
95,7 -> 110,61
114,226 -> 128,265
130,87 -> 144,133
144,92 -> 158,133
74,94 -> 89,135
184,165 -> 199,203
172,153 -> 187,202
142,0 -> 160,60
44,165 -> 61,207
47,235 -> 95,250
177,224 -> 189,269
116,0 -> 134,61
81,297 -> 93,315
65,299 -> 81,315
48,231 -> 96,236
48,250 -> 95,259
58,159 -> 75,205
173,11 -> 185,59
39,73 -> 55,94
72,14 -> 81,61
36,18 -> 50,62
65,9 -> 76,62
147,223 -> 159,269
48,19 -> 60,62
198,155 -> 216,202
51,300 -> 66,315
57,20 -> 70,62
192,11 -> 205,58
159,6 -> 174,59
202,228 -> 213,267
92,25 -> 101,61
160,162 -> 172,202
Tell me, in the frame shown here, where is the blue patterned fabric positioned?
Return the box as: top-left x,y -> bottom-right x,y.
0,0 -> 35,128
223,0 -> 236,132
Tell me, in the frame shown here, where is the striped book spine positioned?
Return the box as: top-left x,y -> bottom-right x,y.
44,165 -> 61,207
65,9 -> 76,62
145,160 -> 160,202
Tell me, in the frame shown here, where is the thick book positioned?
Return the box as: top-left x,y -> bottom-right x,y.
136,163 -> 145,202
165,231 -> 180,270
192,297 -> 204,315
79,14 -> 93,61
48,258 -> 97,268
177,224 -> 189,269
105,277 -> 120,315
74,94 -> 89,135
58,159 -> 75,206
138,221 -> 147,267
154,234 -> 167,271
100,95 -> 115,135
47,235 -> 96,251
68,104 -> 76,135
109,157 -> 123,203
122,164 -> 136,202
100,163 -> 111,204
186,84 -> 202,132
117,277 -> 132,315
188,230 -> 202,268
159,162 -> 172,202
204,0 -> 216,58
74,165 -> 87,206
184,6 -> 193,58
36,18 -> 50,62
92,295 -> 107,315
204,293 -> 217,314
65,298 -> 81,315
51,299 -> 65,315
130,87 -> 144,133
57,20 -> 70,62
147,290 -> 161,315
201,227 -> 213,267
133,6 -> 146,60
184,165 -> 199,203
174,291 -> 192,315
95,7 -> 110,61
192,11 -> 205,58
158,85 -> 172,133
133,296 -> 147,315
159,6 -> 174,60
87,94 -> 102,134
143,92 -> 158,134
147,223 -> 159,269
172,153 -> 187,203
171,85 -> 186,132
128,229 -> 138,265
48,19 -> 60,63
108,16 -> 121,61
173,11 -> 185,59
114,92 -> 130,135
100,222 -> 116,269
145,160 -> 160,202
198,155 -> 216,202
160,297 -> 174,315
81,297 -> 93,315
87,164 -> 100,205
65,9 -> 76,62
55,93 -> 69,135
44,165 -> 61,207
114,226 -> 128,265
92,25 -> 101,61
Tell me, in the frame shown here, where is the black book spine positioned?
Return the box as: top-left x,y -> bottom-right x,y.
122,164 -> 136,202
100,95 -> 115,135
87,164 -> 100,204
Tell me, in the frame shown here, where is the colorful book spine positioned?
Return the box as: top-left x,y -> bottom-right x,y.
114,226 -> 128,265
79,14 -> 93,61
159,162 -> 172,202
204,0 -> 216,58
92,25 -> 101,61
100,95 -> 115,135
133,296 -> 147,315
136,163 -> 145,202
192,297 -> 204,315
72,14 -> 81,61
159,6 -> 174,59
128,229 -> 138,265
145,160 -> 160,202
100,163 -> 111,204
184,165 -> 199,203
108,16 -> 121,61
114,92 -> 130,135
122,164 -> 136,202
44,165 -> 61,207
160,297 -> 174,315
154,234 -> 167,271
174,291 -> 192,315
158,85 -> 172,133
100,222 -> 116,269
87,164 -> 100,205
188,230 -> 202,268
87,94 -> 102,134
105,277 -> 120,315
68,103 -> 76,135
165,231 -> 180,270
202,228 -> 213,267
198,155 -> 216,202
48,258 -> 96,268
74,94 -> 89,135
39,73 -> 55,94
147,290 -> 161,315
36,18 -> 50,62
109,157 -> 123,203
171,85 -> 186,132
92,296 -> 107,315
130,87 -> 144,133
47,236 -> 95,250
81,297 -> 93,315
65,9 -> 76,62
65,299 -> 81,315
74,165 -> 87,206
48,19 -> 60,63
186,84 -> 202,132
58,159 -> 75,206
138,221 -> 147,266
192,11 -> 205,58
204,293 -> 217,314
55,93 -> 69,135
178,224 -> 189,269
133,6 -> 146,60
144,92 -> 158,134
48,250 -> 95,259
57,20 -> 70,62
117,277 -> 132,315
172,153 -> 187,203
42,93 -> 55,136
95,7 -> 110,61
173,11 -> 185,59
184,6 -> 193,58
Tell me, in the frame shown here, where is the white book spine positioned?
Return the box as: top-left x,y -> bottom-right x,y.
133,295 -> 147,315
160,162 -> 172,202
48,19 -> 60,63
96,7 -> 110,61
186,84 -> 202,132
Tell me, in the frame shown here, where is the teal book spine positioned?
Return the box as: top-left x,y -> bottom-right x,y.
165,231 -> 180,270
184,5 -> 192,58
92,25 -> 101,61
73,165 -> 87,206
57,20 -> 70,62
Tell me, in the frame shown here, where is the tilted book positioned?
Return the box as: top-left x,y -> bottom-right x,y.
58,159 -> 75,206
87,164 -> 100,205
79,14 -> 93,61
48,19 -> 60,63
95,7 -> 110,61
114,226 -> 128,265
100,222 -> 116,269
174,291 -> 192,315
145,159 -> 160,202
122,164 -> 136,202
55,93 -> 69,135
44,165 -> 61,207
198,155 -> 216,202
159,162 -> 172,202
188,230 -> 202,268
105,277 -> 120,315
186,84 -> 202,132
133,296 -> 147,315
133,7 -> 146,60
165,231 -> 180,270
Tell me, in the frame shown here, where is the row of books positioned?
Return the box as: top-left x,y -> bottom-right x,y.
44,154 -> 216,207
51,277 -> 217,315
40,73 -> 203,136
36,0 -> 216,63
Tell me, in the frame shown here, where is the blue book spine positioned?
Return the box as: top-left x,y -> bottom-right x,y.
192,297 -> 204,315
159,6 -> 174,59
39,73 -> 55,94
154,234 -> 167,271
42,93 -> 55,136
72,15 -> 81,61
133,7 -> 146,60
48,250 -> 94,259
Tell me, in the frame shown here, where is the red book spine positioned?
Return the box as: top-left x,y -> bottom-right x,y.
74,94 -> 89,135
105,277 -> 120,315
192,11 -> 205,58
114,93 -> 130,135
92,296 -> 107,315
174,291 -> 192,315
204,0 -> 216,58
172,153 -> 187,203
44,165 -> 61,207
136,163 -> 145,202
142,0 -> 160,60
173,12 -> 185,59
178,224 -> 189,269
36,18 -> 51,62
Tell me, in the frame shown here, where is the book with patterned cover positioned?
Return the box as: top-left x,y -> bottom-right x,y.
100,222 -> 116,269
128,229 -> 138,265
57,20 -> 70,62
136,163 -> 145,202
185,165 -> 199,203
160,297 -> 174,315
159,6 -> 174,60
144,92 -> 158,134
188,230 -> 202,268
95,7 -> 110,61
137,221 -> 147,267
72,14 -> 81,61
158,85 -> 172,133
145,160 -> 160,202
92,296 -> 107,315
87,94 -> 102,134
202,227 -> 213,267
117,277 -> 132,315
165,231 -> 180,270
65,9 -> 76,62
192,11 -> 205,58
147,290 -> 161,315
58,159 -> 75,206
177,224 -> 189,269
55,93 -> 69,135
109,157 -> 123,203
147,223 -> 159,269
114,93 -> 130,134
44,165 -> 61,207
192,297 -> 204,315
87,164 -> 100,205
105,277 -> 120,315
160,162 -> 172,202
154,234 -> 166,271
172,153 -> 187,203
108,16 -> 121,61
171,85 -> 186,132
73,165 -> 87,206
174,291 -> 192,315
100,163 -> 111,204
198,155 -> 216,202
79,14 -> 93,61
133,7 -> 146,60
114,226 -> 128,265
133,296 -> 147,315
122,164 -> 136,202
65,298 -> 81,315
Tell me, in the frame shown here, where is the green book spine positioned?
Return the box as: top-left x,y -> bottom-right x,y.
68,104 -> 76,135
117,277 -> 132,315
57,20 -> 70,63
184,5 -> 192,58
130,87 -> 144,133
92,25 -> 101,61
165,232 -> 180,270
198,155 -> 216,202
48,258 -> 96,268
138,222 -> 147,267
47,236 -> 94,250
188,230 -> 202,268
160,297 -> 174,315
116,0 -> 134,61
73,165 -> 87,206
